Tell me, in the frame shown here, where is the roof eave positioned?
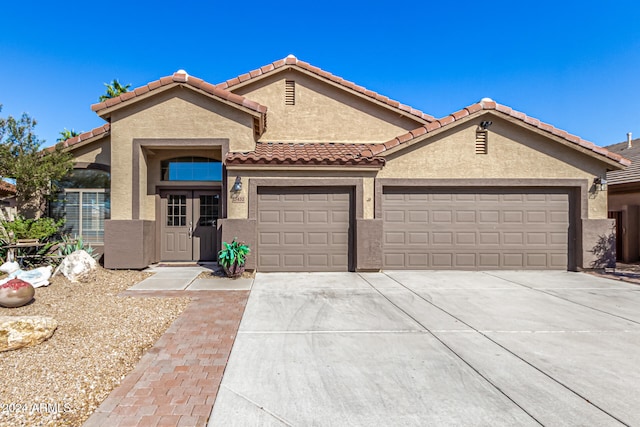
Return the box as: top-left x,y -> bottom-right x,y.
374,109 -> 629,170
92,83 -> 265,122
221,61 -> 435,125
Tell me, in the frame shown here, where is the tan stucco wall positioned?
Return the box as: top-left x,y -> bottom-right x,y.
226,169 -> 377,219
377,116 -> 610,219
233,70 -> 422,143
109,87 -> 255,220
69,137 -> 111,167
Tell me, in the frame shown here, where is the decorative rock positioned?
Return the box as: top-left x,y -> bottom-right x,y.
0,316 -> 58,352
0,279 -> 35,308
58,250 -> 98,282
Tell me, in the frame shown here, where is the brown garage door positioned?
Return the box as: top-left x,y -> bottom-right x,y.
257,188 -> 351,272
382,188 -> 570,270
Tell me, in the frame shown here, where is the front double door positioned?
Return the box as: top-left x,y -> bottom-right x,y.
160,190 -> 220,261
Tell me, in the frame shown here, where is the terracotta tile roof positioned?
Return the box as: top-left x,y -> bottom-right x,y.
48,123 -> 111,152
605,139 -> 640,184
0,180 -> 16,195
90,71 -> 267,115
216,55 -> 436,123
360,98 -> 631,168
226,142 -> 384,167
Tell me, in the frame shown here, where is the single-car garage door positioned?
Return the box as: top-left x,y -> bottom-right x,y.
257,188 -> 351,271
382,188 -> 570,270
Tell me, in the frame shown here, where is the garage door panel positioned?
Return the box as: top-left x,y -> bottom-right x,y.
432,253 -> 453,267
479,211 -> 500,223
455,253 -> 476,267
284,211 -> 304,223
307,210 -> 329,223
283,232 -> 304,245
456,232 -> 476,245
382,189 -> 570,270
259,232 -> 280,245
259,211 -> 280,223
479,232 -> 500,245
258,190 -> 350,272
527,253 -> 548,267
456,211 -> 476,223
433,232 -> 453,244
385,211 -> 405,222
283,194 -> 304,201
409,232 -> 428,244
550,253 -> 568,267
479,253 -> 500,268
504,253 -> 525,267
432,211 -> 452,223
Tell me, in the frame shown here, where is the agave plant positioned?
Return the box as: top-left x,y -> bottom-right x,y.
218,239 -> 250,278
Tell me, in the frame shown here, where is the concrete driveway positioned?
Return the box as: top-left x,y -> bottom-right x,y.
209,271 -> 640,426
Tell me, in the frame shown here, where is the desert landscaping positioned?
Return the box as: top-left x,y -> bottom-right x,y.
0,267 -> 190,427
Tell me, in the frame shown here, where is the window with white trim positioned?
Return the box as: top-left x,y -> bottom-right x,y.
50,169 -> 110,244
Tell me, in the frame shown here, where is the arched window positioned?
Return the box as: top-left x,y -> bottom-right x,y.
50,169 -> 110,244
161,157 -> 222,181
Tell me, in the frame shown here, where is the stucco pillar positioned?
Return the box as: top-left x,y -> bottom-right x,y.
580,218 -> 616,269
355,219 -> 382,271
218,218 -> 257,270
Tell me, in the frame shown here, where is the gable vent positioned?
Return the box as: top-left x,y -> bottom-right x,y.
285,80 -> 295,105
475,130 -> 488,154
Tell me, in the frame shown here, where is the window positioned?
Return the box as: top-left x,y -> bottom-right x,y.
161,157 -> 222,181
50,169 -> 110,244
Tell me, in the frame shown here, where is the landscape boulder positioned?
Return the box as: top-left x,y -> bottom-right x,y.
59,250 -> 97,282
0,316 -> 58,352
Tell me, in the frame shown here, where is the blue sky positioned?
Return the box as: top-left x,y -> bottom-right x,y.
1,0 -> 639,148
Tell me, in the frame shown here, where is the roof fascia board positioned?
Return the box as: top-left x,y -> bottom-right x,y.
61,132 -> 110,153
96,83 -> 263,121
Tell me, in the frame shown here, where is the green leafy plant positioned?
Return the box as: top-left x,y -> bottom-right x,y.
218,239 -> 250,277
1,215 -> 64,241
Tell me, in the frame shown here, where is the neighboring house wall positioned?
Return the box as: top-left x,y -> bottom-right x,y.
604,139 -> 640,263
608,187 -> 640,262
233,70 -> 423,143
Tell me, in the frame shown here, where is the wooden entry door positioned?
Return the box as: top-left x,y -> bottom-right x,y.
160,190 -> 220,261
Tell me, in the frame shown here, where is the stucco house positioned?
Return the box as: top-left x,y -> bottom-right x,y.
54,55 -> 629,271
605,134 -> 640,263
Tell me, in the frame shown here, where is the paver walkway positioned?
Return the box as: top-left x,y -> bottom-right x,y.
83,289 -> 249,427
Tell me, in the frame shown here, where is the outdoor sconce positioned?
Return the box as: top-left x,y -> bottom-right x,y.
231,176 -> 242,192
480,120 -> 493,130
594,177 -> 607,191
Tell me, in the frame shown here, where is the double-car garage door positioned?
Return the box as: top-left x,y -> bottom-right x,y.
383,188 -> 570,270
256,187 -> 571,271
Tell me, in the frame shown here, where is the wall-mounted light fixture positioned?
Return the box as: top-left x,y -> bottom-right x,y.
231,176 -> 242,192
480,120 -> 493,130
594,177 -> 607,191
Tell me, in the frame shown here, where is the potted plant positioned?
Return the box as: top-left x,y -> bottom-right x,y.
218,239 -> 250,278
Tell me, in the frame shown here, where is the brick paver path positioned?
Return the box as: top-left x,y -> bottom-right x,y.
83,290 -> 249,427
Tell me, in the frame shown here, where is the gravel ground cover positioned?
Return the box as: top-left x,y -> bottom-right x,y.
0,267 -> 190,427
